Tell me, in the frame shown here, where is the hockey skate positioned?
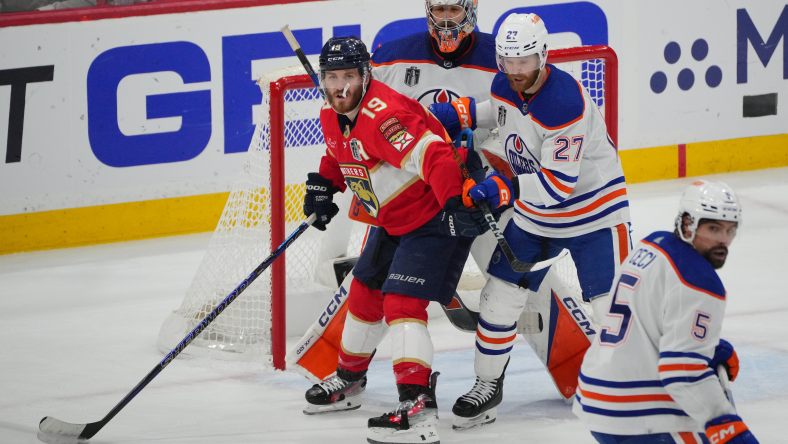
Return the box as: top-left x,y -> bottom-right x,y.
367,372 -> 440,444
303,369 -> 367,415
452,373 -> 504,430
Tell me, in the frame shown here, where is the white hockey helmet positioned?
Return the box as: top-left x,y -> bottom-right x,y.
425,0 -> 478,53
495,13 -> 548,75
675,180 -> 742,243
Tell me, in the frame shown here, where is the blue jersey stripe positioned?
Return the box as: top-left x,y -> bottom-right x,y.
478,317 -> 516,333
536,172 -> 567,202
662,371 -> 716,386
659,351 -> 712,364
515,200 -> 630,229
475,342 -> 514,356
576,396 -> 689,418
521,176 -> 626,210
579,372 -> 664,388
547,168 -> 578,183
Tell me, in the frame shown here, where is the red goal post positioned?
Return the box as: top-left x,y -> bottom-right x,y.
157,45 -> 619,371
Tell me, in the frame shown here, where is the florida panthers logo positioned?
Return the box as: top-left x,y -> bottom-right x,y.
417,88 -> 460,105
340,164 -> 380,218
504,134 -> 539,175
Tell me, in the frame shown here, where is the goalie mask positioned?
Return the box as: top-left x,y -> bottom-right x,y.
675,180 -> 742,243
319,37 -> 372,113
425,0 -> 478,53
495,13 -> 548,76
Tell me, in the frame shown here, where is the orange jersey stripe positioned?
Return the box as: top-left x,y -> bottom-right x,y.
678,432 -> 698,443
658,363 -> 709,372
515,188 -> 627,218
541,168 -> 575,194
616,223 -> 630,264
578,388 -> 674,403
476,330 -> 517,345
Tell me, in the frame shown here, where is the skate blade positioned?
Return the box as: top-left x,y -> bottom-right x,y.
367,417 -> 439,444
452,408 -> 497,431
302,394 -> 362,415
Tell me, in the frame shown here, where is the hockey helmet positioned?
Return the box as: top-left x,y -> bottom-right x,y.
425,0 -> 478,53
495,13 -> 548,75
675,180 -> 742,243
319,36 -> 371,73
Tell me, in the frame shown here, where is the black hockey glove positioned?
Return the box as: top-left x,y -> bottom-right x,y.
438,196 -> 490,238
304,172 -> 340,231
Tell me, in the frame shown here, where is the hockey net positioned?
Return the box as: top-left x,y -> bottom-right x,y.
156,45 -> 618,369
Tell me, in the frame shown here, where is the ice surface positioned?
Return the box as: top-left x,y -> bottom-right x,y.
1,168 -> 786,443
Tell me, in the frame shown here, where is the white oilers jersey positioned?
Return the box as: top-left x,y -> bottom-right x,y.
371,32 -> 497,111
488,65 -> 629,238
573,231 -> 736,435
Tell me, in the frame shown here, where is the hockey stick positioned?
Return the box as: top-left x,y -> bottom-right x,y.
717,365 -> 736,409
38,214 -> 318,441
441,293 -> 542,334
281,25 -> 320,89
455,128 -> 568,273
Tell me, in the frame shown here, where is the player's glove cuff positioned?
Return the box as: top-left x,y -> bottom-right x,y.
705,415 -> 758,444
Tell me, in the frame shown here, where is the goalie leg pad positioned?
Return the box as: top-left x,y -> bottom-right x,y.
384,293 -> 433,386
523,267 -> 595,400
475,276 -> 526,381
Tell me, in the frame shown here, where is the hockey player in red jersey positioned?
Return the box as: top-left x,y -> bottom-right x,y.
575,180 -> 758,444
301,36 -> 488,444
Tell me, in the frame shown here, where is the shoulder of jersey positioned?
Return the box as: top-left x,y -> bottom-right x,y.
491,72 -> 520,107
371,32 -> 432,65
642,231 -> 726,299
461,31 -> 498,70
528,65 -> 585,129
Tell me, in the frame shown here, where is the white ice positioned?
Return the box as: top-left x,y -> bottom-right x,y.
2,168 -> 787,443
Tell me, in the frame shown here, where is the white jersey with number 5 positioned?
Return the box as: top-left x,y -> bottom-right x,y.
489,65 -> 629,238
573,231 -> 736,435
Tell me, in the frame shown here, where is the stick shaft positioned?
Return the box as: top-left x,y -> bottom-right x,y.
42,215 -> 316,440
281,25 -> 320,89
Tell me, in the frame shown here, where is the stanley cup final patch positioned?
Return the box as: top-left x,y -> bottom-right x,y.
379,117 -> 415,152
498,105 -> 507,126
339,164 -> 380,218
404,66 -> 421,87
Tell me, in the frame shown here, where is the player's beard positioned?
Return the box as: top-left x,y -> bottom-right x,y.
507,70 -> 540,94
703,245 -> 729,269
327,83 -> 363,115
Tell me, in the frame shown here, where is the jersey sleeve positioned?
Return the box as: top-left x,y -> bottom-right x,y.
316,111 -> 348,192
657,265 -> 735,425
366,107 -> 464,206
515,95 -> 587,207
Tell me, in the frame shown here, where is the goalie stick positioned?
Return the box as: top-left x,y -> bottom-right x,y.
38,215 -> 318,441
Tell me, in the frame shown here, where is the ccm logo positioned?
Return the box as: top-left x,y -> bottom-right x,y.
561,296 -> 596,336
318,286 -> 348,327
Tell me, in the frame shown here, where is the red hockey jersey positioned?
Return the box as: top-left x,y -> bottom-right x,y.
318,79 -> 465,235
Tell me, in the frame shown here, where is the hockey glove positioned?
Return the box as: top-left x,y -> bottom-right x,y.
710,338 -> 740,382
439,196 -> 489,238
705,415 -> 758,444
303,172 -> 340,231
428,97 -> 476,140
467,172 -> 515,209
